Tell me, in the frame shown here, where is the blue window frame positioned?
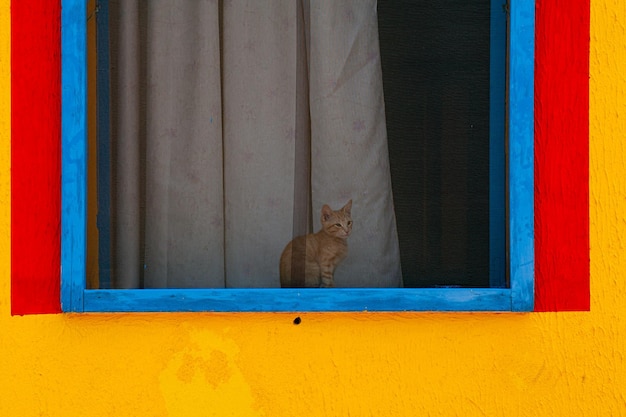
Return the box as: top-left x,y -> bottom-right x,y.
61,0 -> 534,312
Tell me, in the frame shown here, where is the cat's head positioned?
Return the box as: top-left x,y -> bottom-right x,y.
321,200 -> 352,239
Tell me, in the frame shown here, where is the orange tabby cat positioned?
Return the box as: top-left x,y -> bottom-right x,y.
280,200 -> 352,288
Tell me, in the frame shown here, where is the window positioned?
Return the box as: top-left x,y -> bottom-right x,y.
61,0 -> 534,312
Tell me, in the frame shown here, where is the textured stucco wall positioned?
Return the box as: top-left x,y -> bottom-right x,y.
1,1 -> 625,416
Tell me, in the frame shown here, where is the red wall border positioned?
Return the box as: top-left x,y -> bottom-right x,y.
11,0 -> 62,314
9,1 -> 590,314
534,0 -> 590,311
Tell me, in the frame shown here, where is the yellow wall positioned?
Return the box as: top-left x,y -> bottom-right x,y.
1,1 -> 625,415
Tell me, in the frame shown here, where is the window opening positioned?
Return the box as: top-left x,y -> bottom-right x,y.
89,1 -> 509,290
63,0 -> 534,312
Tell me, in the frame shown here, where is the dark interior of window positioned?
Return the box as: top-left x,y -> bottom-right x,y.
377,0 -> 502,287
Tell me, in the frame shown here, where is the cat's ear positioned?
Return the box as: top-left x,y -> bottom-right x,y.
321,204 -> 333,222
342,199 -> 352,215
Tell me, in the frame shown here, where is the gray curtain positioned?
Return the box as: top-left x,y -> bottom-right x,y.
109,0 -> 402,288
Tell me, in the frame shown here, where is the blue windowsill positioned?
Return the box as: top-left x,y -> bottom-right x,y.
79,287 -> 517,313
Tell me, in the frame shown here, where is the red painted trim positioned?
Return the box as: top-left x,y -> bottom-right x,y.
11,0 -> 62,315
534,0 -> 590,311
9,1 -> 590,313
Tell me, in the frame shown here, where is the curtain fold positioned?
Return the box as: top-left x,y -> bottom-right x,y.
221,0 -> 307,287
110,0 -> 143,288
307,1 -> 401,287
108,0 -> 402,288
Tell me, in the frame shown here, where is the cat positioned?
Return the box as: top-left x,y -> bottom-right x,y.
280,200 -> 353,288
